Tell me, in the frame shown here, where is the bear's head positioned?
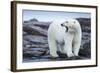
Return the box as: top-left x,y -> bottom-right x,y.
61,19 -> 80,33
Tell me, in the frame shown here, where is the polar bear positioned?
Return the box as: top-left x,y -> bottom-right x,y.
48,19 -> 82,58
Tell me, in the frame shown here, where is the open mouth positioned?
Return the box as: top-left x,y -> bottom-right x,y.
61,24 -> 68,32
65,26 -> 68,32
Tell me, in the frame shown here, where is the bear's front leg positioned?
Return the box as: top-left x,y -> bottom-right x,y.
48,40 -> 59,58
63,42 -> 74,57
73,42 -> 81,56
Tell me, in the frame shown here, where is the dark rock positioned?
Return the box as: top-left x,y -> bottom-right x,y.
24,21 -> 51,29
40,55 -> 51,59
31,22 -> 51,29
83,41 -> 91,49
57,51 -> 67,58
23,47 -> 29,51
29,44 -> 49,49
23,50 -> 46,57
23,24 -> 47,37
79,45 -> 91,58
23,31 -> 28,36
24,21 -> 29,23
28,48 -> 46,52
29,18 -> 38,22
23,40 -> 30,46
23,35 -> 48,44
76,18 -> 91,27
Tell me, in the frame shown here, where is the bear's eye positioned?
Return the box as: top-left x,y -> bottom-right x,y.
66,21 -> 68,23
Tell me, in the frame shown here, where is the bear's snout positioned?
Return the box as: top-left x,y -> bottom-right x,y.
61,23 -> 68,32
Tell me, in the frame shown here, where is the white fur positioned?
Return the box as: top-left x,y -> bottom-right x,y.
48,19 -> 82,57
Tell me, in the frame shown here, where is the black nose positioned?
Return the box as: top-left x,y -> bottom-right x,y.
61,24 -> 63,26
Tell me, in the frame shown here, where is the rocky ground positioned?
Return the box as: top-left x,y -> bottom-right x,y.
23,18 -> 91,62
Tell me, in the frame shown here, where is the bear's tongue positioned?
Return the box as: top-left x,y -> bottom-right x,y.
65,26 -> 68,32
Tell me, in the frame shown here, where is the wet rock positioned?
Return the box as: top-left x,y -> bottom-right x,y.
23,24 -> 47,37
24,21 -> 51,29
57,51 -> 67,58
28,44 -> 49,49
79,49 -> 91,58
23,50 -> 46,57
23,31 -> 28,36
23,35 -> 48,44
28,48 -> 46,52
29,18 -> 39,22
23,40 -> 30,46
77,18 -> 91,27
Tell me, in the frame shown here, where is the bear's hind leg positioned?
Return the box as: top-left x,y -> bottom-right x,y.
73,42 -> 81,56
57,42 -> 64,54
48,40 -> 59,58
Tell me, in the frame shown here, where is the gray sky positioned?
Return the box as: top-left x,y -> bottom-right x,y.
23,10 -> 91,22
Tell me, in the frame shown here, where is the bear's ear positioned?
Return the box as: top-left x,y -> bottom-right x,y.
73,21 -> 76,24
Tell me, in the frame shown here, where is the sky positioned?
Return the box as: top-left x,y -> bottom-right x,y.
23,10 -> 91,22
